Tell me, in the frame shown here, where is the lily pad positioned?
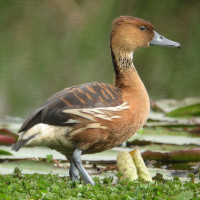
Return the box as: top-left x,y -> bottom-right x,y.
0,149 -> 12,155
175,191 -> 193,200
166,103 -> 200,118
0,128 -> 18,139
129,130 -> 200,146
0,145 -> 119,161
0,117 -> 22,132
0,160 -> 68,175
151,97 -> 200,113
0,128 -> 18,145
142,148 -> 200,162
148,111 -> 200,127
0,135 -> 15,145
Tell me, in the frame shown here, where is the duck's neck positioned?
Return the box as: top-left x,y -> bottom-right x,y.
111,48 -> 142,89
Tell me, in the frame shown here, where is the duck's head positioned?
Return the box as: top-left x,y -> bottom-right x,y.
111,16 -> 180,53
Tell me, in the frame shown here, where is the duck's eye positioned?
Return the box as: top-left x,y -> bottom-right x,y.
140,26 -> 146,31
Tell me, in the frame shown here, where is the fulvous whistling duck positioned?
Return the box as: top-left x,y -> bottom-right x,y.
13,16 -> 180,185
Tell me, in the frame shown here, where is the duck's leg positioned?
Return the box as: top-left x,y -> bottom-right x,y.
72,148 -> 95,185
69,162 -> 79,181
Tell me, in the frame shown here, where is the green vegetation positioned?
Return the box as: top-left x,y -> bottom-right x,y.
0,170 -> 199,200
166,103 -> 200,118
137,127 -> 191,137
0,149 -> 12,155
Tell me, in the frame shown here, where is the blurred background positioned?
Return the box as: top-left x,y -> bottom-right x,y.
0,0 -> 200,118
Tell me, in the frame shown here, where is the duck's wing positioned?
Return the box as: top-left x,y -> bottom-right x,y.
18,82 -> 123,133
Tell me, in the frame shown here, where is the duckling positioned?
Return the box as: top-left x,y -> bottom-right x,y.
12,16 -> 180,185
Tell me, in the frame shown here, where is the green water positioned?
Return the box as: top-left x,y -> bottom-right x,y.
0,0 -> 200,118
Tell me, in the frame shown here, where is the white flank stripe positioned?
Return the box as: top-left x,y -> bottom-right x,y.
69,127 -> 87,136
70,123 -> 107,136
86,123 -> 107,129
110,116 -> 121,119
63,102 -> 129,121
64,119 -> 80,124
63,110 -> 94,120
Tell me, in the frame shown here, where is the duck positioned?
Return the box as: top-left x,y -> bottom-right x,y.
12,16 -> 180,185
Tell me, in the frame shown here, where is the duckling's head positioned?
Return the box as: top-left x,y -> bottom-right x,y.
111,16 -> 180,53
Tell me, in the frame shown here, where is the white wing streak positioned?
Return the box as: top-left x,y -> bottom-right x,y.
69,123 -> 107,136
63,102 -> 129,121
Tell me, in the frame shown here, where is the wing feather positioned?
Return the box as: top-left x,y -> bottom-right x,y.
18,82 -> 123,132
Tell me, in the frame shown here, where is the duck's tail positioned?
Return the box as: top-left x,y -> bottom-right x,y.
12,133 -> 39,152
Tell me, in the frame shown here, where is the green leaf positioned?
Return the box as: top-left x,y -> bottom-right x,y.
175,191 -> 193,200
166,103 -> 200,118
0,149 -> 12,155
46,154 -> 53,163
0,128 -> 18,140
152,97 -> 200,113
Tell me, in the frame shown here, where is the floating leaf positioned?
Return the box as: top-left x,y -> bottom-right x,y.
151,99 -> 179,113
0,135 -> 15,145
0,128 -> 18,140
0,128 -> 18,145
166,103 -> 200,118
0,149 -> 12,155
175,191 -> 193,200
142,148 -> 200,162
147,111 -> 200,127
151,97 -> 200,113
46,154 -> 54,163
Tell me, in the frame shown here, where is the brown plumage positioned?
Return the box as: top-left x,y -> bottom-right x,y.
18,82 -> 123,132
12,16 -> 180,184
